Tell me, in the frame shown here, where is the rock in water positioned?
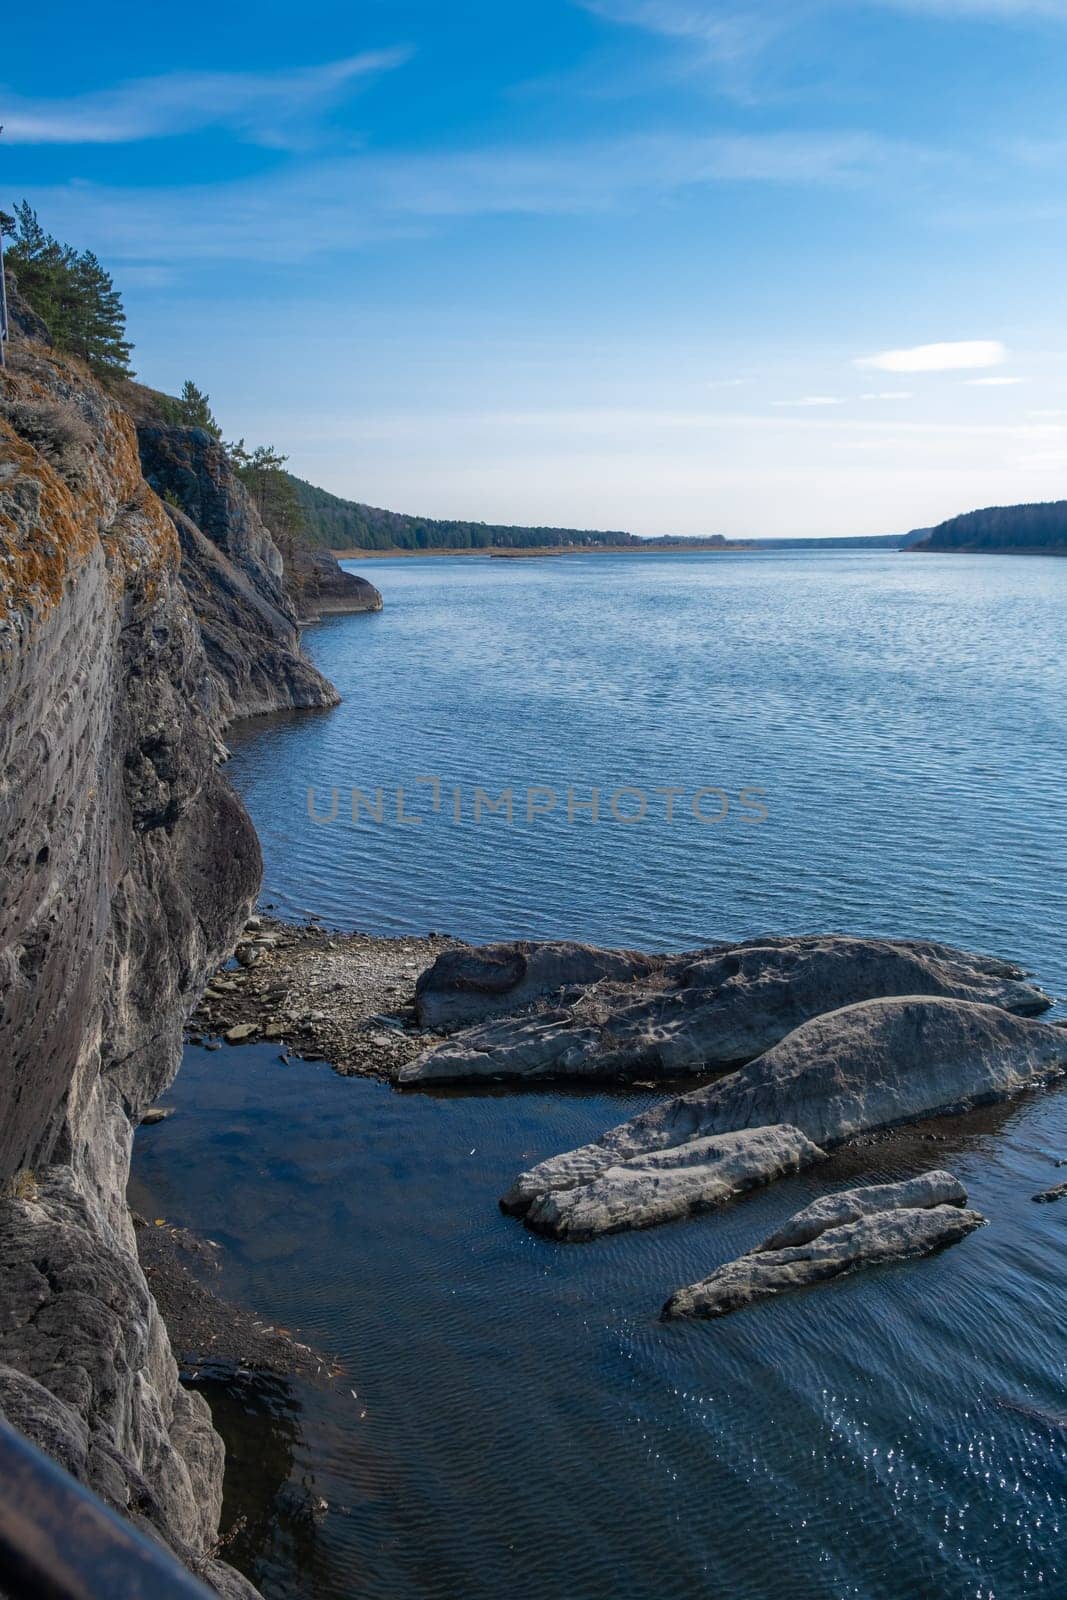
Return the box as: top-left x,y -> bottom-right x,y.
414,941 -> 658,1030
502,998 -> 1067,1229
403,935 -> 1050,1084
524,1125 -> 827,1241
756,1170 -> 967,1251
662,1204 -> 987,1321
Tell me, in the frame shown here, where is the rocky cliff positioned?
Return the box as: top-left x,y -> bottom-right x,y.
0,291 -> 365,1593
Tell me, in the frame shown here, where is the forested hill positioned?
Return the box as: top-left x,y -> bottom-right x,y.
913,501 -> 1067,554
287,475 -> 638,551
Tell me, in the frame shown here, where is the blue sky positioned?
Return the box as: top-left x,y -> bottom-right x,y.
6,0 -> 1067,537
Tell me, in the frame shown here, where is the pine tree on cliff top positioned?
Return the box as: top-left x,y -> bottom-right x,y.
4,202 -> 133,379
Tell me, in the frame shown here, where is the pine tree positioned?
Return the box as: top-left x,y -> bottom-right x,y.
177,380 -> 222,437
71,251 -> 132,375
4,202 -> 134,379
228,439 -> 307,554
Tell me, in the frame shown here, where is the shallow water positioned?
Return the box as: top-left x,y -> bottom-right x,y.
134,1044 -> 1067,1600
135,550 -> 1067,1599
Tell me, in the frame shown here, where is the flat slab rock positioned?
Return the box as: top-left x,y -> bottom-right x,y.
402,934 -> 1049,1084
503,997 -> 1067,1231
663,1172 -> 985,1320
758,1168 -> 967,1249
523,1124 -> 827,1241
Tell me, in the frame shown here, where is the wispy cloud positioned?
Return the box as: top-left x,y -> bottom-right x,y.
580,0 -> 1067,40
22,129 -> 915,263
861,390 -> 914,399
772,395 -> 846,406
855,339 -> 1007,372
966,374 -> 1025,385
0,52 -> 410,147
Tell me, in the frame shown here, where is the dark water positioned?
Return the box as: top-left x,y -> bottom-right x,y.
134,1046 -> 1067,1600
134,551 -> 1067,1600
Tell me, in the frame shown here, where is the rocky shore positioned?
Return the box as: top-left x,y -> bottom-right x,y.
188,916 -> 460,1077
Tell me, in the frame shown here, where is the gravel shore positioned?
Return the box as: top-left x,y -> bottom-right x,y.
188,916 -> 461,1078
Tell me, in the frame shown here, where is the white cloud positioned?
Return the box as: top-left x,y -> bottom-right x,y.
0,52 -> 410,146
861,391 -> 914,399
966,375 -> 1025,385
855,339 -> 1007,372
772,395 -> 846,406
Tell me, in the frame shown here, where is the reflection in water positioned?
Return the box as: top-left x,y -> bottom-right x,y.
134,1042 -> 1067,1600
189,1370 -> 311,1582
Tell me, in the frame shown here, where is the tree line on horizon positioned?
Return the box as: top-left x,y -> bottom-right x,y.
286,474 -> 637,551
919,501 -> 1067,552
7,205 -> 1062,556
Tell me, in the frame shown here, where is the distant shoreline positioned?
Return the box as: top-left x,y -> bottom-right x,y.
331,542 -> 761,559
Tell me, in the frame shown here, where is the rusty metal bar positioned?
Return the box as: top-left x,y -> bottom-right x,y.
0,1415 -> 217,1600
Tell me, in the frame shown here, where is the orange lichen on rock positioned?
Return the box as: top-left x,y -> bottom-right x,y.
0,353 -> 178,643
0,423 -> 97,632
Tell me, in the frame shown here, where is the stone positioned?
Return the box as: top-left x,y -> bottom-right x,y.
503,997 -> 1067,1229
1031,1182 -> 1067,1204
139,1107 -> 175,1126
523,1124 -> 827,1241
224,1023 -> 259,1044
0,316 -> 373,1593
662,1204 -> 987,1321
234,943 -> 260,968
414,941 -> 658,1030
756,1170 -> 968,1251
403,934 -> 1051,1084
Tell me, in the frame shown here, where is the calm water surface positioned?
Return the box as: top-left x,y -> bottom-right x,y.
229,551 -> 1067,999
135,552 -> 1067,1600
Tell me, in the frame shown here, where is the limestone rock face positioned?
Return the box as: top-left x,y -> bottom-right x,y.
287,545 -> 383,617
0,1172 -> 258,1597
662,1203 -> 986,1321
0,334 -> 267,1591
404,934 -> 1050,1084
502,998 -> 1067,1227
137,425 -> 339,721
164,502 -> 339,724
522,1124 -> 827,1241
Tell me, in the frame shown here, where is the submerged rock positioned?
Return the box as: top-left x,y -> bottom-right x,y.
1031,1181 -> 1067,1204
662,1204 -> 987,1321
503,997 -> 1067,1229
524,1124 -> 827,1241
403,935 -> 1050,1084
756,1169 -> 967,1251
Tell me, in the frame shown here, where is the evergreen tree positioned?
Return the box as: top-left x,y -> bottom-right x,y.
177,380 -> 222,437
228,440 -> 307,547
70,251 -> 132,375
5,202 -> 133,379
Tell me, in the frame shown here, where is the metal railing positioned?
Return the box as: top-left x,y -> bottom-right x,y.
0,1416 -> 217,1599
0,228 -> 8,369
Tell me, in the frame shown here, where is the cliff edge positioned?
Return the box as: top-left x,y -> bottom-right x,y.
0,285 -> 362,1593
